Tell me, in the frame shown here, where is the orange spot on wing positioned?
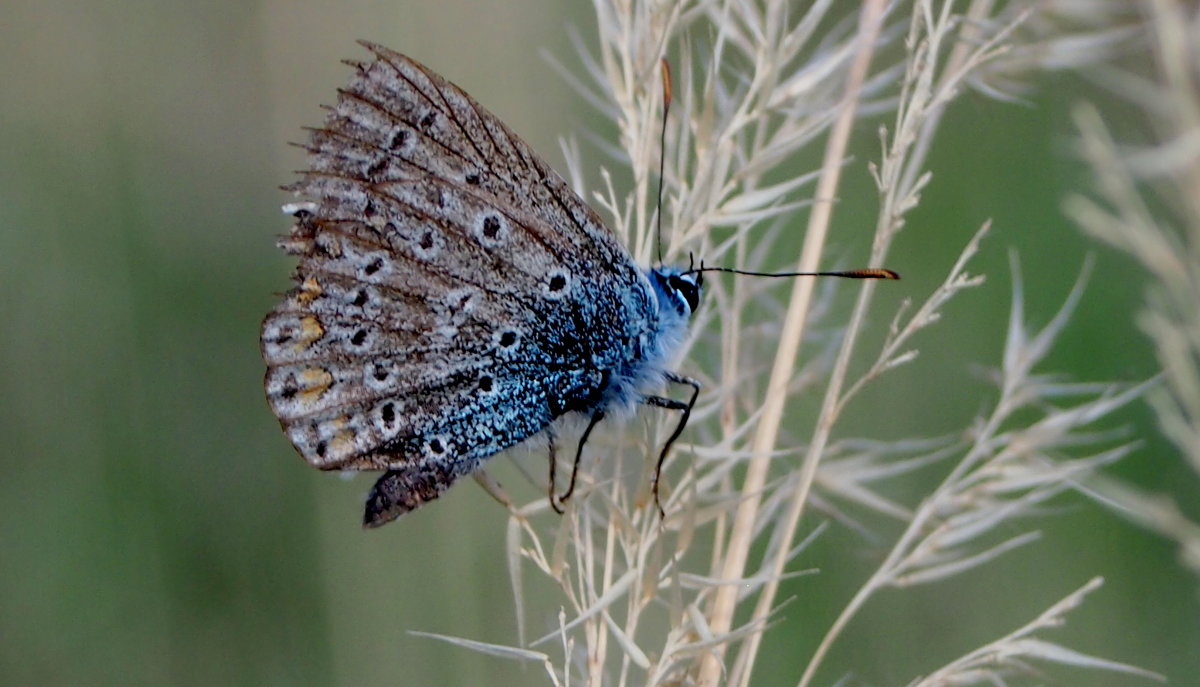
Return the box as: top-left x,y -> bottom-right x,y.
294,315 -> 325,352
298,367 -> 333,403
295,277 -> 323,305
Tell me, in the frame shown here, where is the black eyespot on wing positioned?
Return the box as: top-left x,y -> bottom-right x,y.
386,128 -> 408,149
482,216 -> 500,239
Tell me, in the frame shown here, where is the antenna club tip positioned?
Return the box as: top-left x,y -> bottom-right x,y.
834,268 -> 901,280
660,58 -> 672,107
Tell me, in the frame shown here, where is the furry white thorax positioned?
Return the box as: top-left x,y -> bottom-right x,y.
601,266 -> 700,418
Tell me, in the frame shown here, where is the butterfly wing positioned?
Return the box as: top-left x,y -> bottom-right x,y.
304,41 -> 632,272
261,45 -> 651,518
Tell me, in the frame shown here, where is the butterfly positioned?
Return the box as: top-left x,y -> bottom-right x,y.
260,42 -> 897,528
260,41 -> 712,528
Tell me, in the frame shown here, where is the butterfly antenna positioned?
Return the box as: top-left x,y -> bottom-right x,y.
689,265 -> 901,280
656,57 -> 672,266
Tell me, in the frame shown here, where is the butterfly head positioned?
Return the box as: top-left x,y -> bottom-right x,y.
650,266 -> 704,318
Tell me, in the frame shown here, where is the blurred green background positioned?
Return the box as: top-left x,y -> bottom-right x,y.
2,2 -> 1195,686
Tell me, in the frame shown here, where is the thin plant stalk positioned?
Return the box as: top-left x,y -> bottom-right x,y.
703,3 -> 889,685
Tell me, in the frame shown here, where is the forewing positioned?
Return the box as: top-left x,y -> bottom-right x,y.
302,41 -> 633,281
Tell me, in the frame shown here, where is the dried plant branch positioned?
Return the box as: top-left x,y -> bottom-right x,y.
1064,0 -> 1200,582
795,257 -> 1149,687
709,5 -> 889,685
908,578 -> 1165,686
408,1 -> 1165,684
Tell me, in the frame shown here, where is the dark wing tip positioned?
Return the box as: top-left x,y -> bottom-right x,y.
356,40 -> 407,66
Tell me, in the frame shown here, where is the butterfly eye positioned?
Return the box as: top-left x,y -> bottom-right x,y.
668,275 -> 701,315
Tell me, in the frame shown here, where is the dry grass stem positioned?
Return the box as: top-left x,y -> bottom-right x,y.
908,578 -> 1165,686
1064,0 -> 1200,582
418,1 -> 1172,684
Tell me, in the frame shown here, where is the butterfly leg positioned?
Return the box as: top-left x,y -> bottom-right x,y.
547,429 -> 562,514
552,410 -> 605,513
643,373 -> 701,517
